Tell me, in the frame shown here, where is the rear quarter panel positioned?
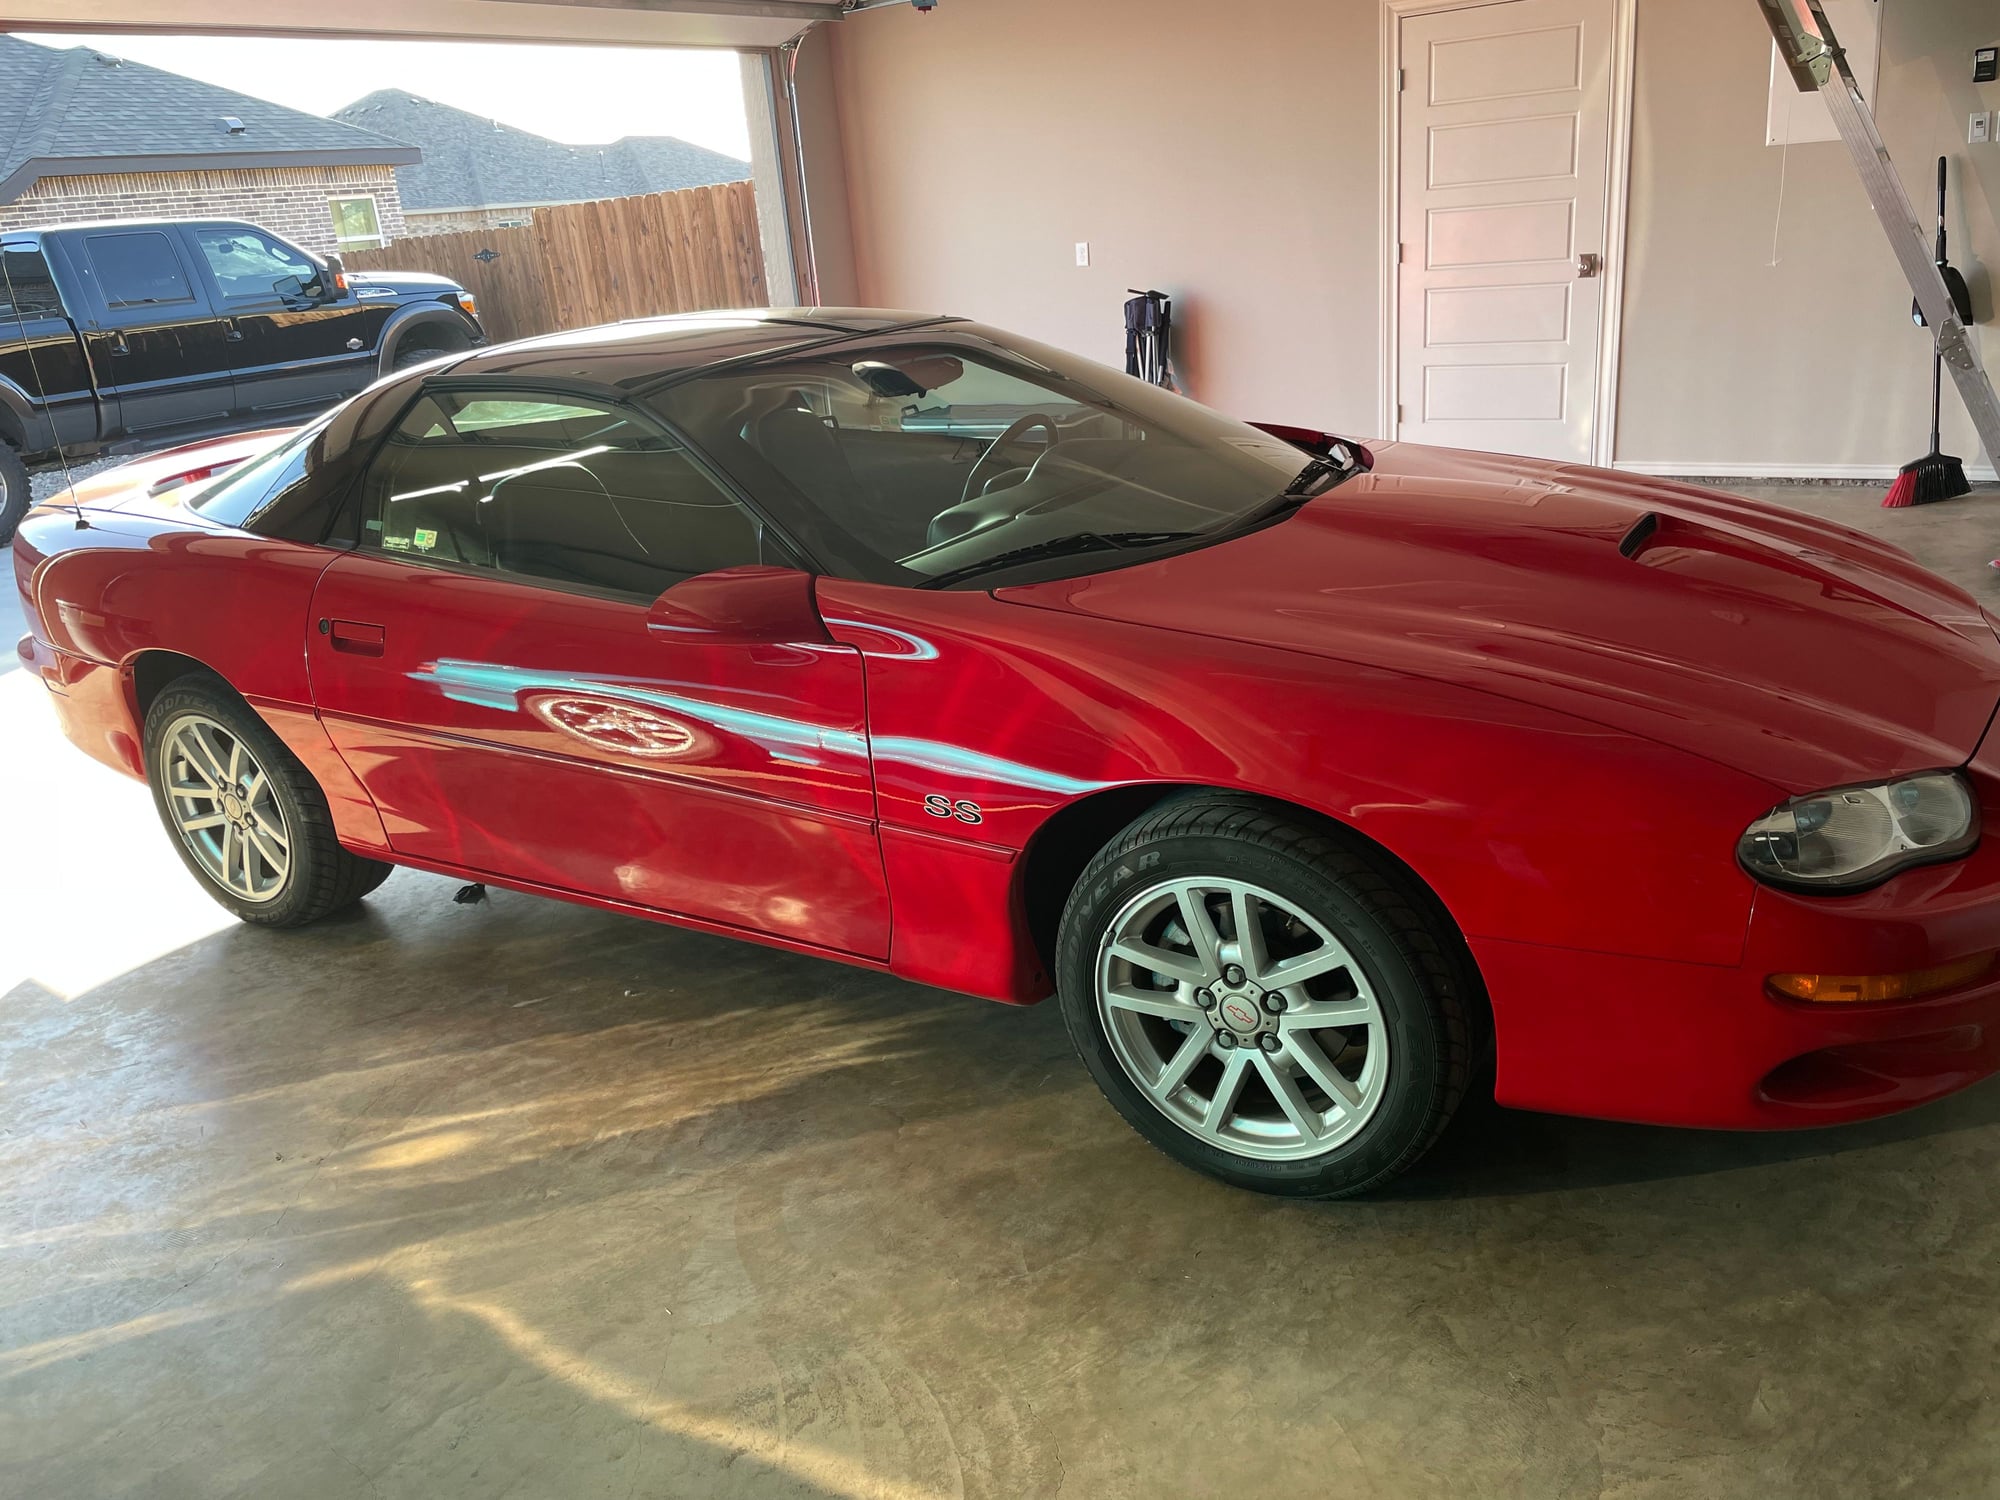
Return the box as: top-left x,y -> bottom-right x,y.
14,506 -> 387,849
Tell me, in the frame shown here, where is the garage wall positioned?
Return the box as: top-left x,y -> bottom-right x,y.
816,0 -> 1381,432
1617,0 -> 1998,476
818,0 -> 2000,475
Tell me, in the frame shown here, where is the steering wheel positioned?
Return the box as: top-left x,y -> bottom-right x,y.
959,413 -> 1060,508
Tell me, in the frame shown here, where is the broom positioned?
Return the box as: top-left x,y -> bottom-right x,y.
1884,158 -> 1973,507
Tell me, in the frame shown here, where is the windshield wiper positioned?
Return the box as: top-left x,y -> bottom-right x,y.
925,531 -> 1204,588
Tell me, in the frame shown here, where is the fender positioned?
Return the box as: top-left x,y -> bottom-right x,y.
0,366 -> 109,462
375,304 -> 483,379
0,370 -> 57,455
819,578 -> 1781,1003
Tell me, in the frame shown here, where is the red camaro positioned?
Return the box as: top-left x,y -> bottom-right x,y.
15,310 -> 2000,1197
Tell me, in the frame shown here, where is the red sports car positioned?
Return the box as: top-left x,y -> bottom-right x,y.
15,310 -> 2000,1198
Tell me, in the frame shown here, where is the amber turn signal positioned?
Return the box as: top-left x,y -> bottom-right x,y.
1769,952 -> 1996,1004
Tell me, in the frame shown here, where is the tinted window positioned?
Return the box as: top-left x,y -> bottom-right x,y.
359,391 -> 776,600
649,333 -> 1317,589
187,419 -> 331,526
192,226 -> 311,301
86,232 -> 194,309
0,246 -> 61,318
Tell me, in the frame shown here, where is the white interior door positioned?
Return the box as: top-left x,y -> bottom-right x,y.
1397,0 -> 1615,462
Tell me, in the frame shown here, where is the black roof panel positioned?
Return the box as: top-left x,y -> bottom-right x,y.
448,309 -> 956,390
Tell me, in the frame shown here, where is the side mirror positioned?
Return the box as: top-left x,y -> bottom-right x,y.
273,274 -> 309,302
646,567 -> 830,645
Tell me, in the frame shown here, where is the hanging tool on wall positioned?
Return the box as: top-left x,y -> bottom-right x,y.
1125,290 -> 1177,391
1886,158 -> 1977,507
1757,0 -> 2000,489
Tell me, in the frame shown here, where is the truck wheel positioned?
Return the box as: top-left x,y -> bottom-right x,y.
144,673 -> 393,926
0,442 -> 28,545
393,343 -> 444,372
1055,797 -> 1479,1200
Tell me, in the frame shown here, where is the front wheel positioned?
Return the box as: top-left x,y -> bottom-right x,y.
1055,798 -> 1479,1199
144,675 -> 392,926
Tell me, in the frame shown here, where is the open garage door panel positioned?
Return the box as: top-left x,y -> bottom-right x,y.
0,0 -> 840,49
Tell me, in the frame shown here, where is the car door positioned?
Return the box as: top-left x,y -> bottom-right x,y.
306,386 -> 890,960
180,223 -> 384,414
70,227 -> 235,435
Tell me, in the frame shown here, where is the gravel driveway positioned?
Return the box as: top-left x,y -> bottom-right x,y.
29,451 -> 154,504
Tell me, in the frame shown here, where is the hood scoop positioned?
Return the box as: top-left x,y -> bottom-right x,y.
1617,512 -> 1660,559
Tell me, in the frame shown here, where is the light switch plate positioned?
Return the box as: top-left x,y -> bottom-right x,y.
1973,111 -> 1994,145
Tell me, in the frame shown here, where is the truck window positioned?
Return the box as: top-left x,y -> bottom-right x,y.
86,232 -> 195,309
0,246 -> 61,319
191,226 -> 312,301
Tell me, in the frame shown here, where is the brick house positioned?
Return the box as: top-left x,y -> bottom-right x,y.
333,90 -> 748,238
0,36 -> 417,255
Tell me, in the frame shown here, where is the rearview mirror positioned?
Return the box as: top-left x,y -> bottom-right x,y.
646,567 -> 830,645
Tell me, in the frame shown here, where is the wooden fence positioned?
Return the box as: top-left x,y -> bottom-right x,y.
343,180 -> 768,345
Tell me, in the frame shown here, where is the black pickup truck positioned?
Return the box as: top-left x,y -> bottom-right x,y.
0,217 -> 486,538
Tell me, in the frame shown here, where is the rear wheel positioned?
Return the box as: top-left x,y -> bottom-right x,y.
393,341 -> 448,372
144,675 -> 392,926
1056,797 -> 1478,1199
0,441 -> 29,545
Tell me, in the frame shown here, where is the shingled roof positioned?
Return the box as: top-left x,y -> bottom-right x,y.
332,90 -> 749,215
0,36 -> 418,206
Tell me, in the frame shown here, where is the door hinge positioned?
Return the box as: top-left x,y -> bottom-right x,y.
1396,403 -> 1407,424
1398,67 -> 1406,93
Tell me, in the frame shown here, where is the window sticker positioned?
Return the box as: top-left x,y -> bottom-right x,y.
413,527 -> 438,552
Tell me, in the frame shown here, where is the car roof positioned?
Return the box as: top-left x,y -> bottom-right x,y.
440,307 -> 962,392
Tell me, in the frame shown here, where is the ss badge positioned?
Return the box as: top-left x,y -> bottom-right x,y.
924,794 -> 984,825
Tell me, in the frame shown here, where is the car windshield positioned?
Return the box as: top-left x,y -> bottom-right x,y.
648,327 -> 1348,588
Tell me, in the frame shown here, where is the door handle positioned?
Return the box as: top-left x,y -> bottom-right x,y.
1575,252 -> 1604,279
321,618 -> 386,656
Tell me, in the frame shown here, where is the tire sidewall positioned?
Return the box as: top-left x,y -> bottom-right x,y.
0,443 -> 28,545
1057,829 -> 1445,1197
144,681 -> 322,925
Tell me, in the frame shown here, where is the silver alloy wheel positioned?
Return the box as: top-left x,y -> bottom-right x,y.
1095,877 -> 1390,1161
161,713 -> 291,903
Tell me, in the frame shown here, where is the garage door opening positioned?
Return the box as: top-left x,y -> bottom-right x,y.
2,30 -> 786,344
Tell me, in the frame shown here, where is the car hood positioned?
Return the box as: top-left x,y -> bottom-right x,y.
997,443 -> 2000,792
348,270 -> 460,299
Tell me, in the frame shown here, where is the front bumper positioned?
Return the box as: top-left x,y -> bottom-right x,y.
1481,741 -> 2000,1130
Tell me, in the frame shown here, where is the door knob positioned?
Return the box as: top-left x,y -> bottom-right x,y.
1575,252 -> 1604,279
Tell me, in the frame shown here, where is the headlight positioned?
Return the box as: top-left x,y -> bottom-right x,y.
1738,771 -> 1978,891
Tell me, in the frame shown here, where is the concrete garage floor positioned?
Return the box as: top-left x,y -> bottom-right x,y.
4,482 -> 2000,1500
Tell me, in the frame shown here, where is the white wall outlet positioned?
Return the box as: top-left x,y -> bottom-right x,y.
1075,242 -> 1091,267
1973,111 -> 1994,146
